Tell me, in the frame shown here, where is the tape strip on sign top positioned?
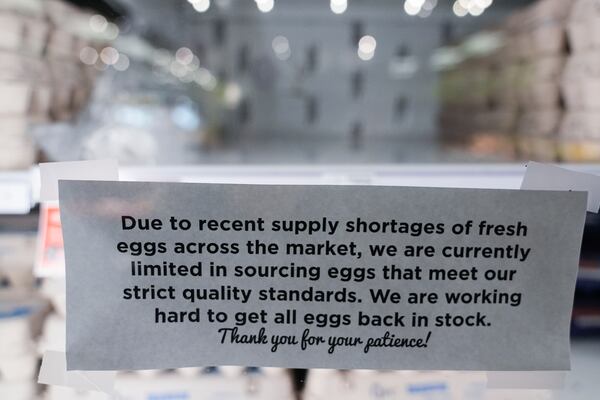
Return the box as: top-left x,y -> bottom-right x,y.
39,160 -> 119,203
485,162 -> 595,389
38,351 -> 117,396
521,161 -> 600,213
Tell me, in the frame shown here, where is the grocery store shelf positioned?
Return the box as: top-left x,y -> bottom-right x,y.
2,163 -> 600,214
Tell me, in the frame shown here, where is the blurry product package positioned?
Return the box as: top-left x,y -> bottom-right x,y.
35,203 -> 64,278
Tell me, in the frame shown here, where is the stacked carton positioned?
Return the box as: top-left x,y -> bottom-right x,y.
0,231 -> 40,400
559,0 -> 600,161
438,41 -> 519,160
511,0 -> 571,161
0,313 -> 38,400
110,368 -> 295,400
439,0 -> 573,161
302,369 -> 555,400
0,0 -> 46,169
0,287 -> 49,400
44,0 -> 98,122
0,0 -> 105,170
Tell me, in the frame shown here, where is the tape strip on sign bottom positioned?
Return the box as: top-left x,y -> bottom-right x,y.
521,161 -> 600,213
486,371 -> 566,389
38,351 -> 116,395
39,160 -> 119,203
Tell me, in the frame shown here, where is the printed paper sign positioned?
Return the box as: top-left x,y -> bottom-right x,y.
59,181 -> 587,371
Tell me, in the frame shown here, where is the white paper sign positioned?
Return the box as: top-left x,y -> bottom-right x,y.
59,181 -> 586,371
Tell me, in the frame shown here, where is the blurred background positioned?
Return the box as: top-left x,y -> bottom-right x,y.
1,0 -> 600,399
